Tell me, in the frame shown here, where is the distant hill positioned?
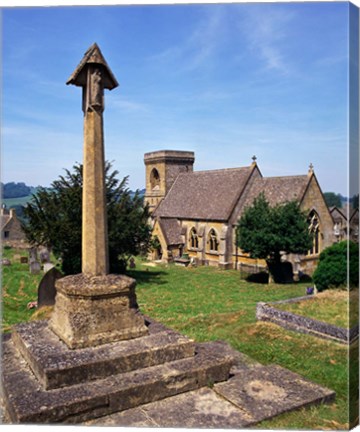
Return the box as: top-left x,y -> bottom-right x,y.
2,183 -> 145,224
1,182 -> 33,199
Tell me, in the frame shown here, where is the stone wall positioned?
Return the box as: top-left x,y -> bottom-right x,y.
256,296 -> 359,344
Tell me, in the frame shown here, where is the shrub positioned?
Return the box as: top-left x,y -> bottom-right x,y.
313,241 -> 359,291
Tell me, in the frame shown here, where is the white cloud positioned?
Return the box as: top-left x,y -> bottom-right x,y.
108,97 -> 149,113
149,7 -> 227,72
238,6 -> 295,74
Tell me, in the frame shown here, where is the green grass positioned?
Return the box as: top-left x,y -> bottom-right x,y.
2,253 -> 355,429
2,247 -> 43,331
129,260 -> 354,430
274,289 -> 358,328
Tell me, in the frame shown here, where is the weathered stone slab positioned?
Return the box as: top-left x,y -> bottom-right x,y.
50,273 -> 149,349
86,387 -> 254,428
214,364 -> 336,423
12,320 -> 195,390
2,338 -> 234,423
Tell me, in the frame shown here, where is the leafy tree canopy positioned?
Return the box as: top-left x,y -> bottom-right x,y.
323,192 -> 342,208
22,162 -> 152,275
236,193 -> 313,282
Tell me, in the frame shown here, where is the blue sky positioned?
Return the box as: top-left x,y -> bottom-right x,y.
1,2 -> 356,195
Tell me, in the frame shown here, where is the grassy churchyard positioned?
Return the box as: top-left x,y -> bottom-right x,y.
2,247 -> 354,430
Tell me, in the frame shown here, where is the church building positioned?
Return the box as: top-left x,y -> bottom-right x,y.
144,150 -> 335,276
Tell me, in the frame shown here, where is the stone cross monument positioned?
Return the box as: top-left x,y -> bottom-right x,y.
49,44 -> 148,348
66,43 -> 118,276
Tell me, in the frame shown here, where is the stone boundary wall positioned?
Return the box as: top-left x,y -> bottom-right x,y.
256,295 -> 359,345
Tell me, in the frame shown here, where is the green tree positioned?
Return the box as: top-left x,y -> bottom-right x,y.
22,162 -> 152,275
236,193 -> 313,283
313,241 -> 359,291
323,192 -> 342,208
352,194 -> 359,209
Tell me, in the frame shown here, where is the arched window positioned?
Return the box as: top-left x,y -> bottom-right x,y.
150,168 -> 160,190
208,228 -> 219,252
189,227 -> 199,249
308,211 -> 320,255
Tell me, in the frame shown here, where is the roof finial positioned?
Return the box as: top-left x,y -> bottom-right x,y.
252,155 -> 257,165
308,162 -> 314,175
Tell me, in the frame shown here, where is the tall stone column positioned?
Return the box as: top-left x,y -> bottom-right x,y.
50,43 -> 148,348
82,90 -> 109,275
66,47 -> 117,276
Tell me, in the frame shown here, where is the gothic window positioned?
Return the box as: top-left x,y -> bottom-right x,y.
150,168 -> 160,191
189,227 -> 199,249
208,229 -> 219,252
308,211 -> 320,255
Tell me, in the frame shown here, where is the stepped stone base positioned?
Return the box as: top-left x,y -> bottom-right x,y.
1,317 -> 336,427
50,273 -> 149,349
2,318 -> 235,424
12,320 -> 195,390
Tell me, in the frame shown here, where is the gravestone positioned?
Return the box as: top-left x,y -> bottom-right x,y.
2,259 -> 11,266
29,247 -> 38,263
20,256 -> 28,264
37,267 -> 63,308
39,248 -> 50,264
30,261 -> 41,275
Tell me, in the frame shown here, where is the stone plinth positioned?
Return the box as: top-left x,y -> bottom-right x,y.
2,323 -> 234,424
12,320 -> 195,390
50,273 -> 148,349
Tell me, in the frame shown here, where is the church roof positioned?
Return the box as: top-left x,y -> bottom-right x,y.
242,175 -> 309,211
158,218 -> 183,245
154,166 -> 254,221
1,214 -> 11,231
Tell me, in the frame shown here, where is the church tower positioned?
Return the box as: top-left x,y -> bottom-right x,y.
144,150 -> 195,213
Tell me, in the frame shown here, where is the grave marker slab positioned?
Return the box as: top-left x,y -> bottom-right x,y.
37,267 -> 63,308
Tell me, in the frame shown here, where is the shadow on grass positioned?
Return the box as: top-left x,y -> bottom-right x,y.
126,268 -> 168,286
245,271 -> 269,284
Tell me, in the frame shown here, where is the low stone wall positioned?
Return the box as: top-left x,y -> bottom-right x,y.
256,296 -> 359,345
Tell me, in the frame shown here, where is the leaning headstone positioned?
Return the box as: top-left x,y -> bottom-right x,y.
43,262 -> 55,273
37,267 -> 63,307
30,261 -> 41,275
20,256 -> 28,264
